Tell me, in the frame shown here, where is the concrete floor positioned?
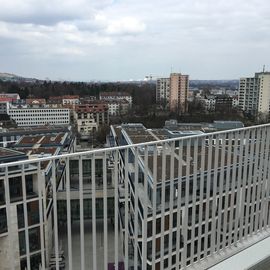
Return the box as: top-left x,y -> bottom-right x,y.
59,219 -> 124,270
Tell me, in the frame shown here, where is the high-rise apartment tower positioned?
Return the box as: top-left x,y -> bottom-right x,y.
238,71 -> 270,116
169,73 -> 189,114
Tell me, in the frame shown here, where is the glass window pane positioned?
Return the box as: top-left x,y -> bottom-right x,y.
30,253 -> 41,270
27,201 -> 39,226
19,231 -> 26,256
9,177 -> 22,202
26,175 -> 34,196
20,258 -> 27,270
29,228 -> 40,253
0,208 -> 7,234
0,180 -> 5,205
17,204 -> 24,229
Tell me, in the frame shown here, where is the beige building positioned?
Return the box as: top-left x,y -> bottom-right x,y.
169,73 -> 189,113
239,72 -> 270,116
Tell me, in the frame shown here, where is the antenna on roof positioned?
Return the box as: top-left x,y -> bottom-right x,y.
263,65 -> 265,73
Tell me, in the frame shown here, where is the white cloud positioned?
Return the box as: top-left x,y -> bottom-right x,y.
105,17 -> 146,35
0,0 -> 269,80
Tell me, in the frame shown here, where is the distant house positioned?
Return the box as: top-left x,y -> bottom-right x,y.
99,92 -> 132,105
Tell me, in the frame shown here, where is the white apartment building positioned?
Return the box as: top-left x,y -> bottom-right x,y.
201,96 -> 216,111
62,96 -> 80,106
232,96 -> 239,108
8,108 -> 70,127
156,78 -> 170,106
99,92 -> 132,105
106,100 -> 129,116
239,72 -> 270,115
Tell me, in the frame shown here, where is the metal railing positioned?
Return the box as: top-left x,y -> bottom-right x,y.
1,123 -> 270,270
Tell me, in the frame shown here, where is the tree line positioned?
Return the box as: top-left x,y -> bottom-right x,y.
0,80 -> 156,106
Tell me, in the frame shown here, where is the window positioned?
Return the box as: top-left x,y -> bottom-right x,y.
0,208 -> 7,234
28,201 -> 40,226
29,227 -> 41,252
20,253 -> 41,270
0,180 -> 5,205
9,177 -> 22,201
17,204 -> 25,229
19,231 -> 26,255
26,175 -> 34,196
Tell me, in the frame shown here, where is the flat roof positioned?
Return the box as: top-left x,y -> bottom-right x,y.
16,133 -> 67,147
124,128 -> 157,144
0,147 -> 25,158
40,133 -> 65,145
16,147 -> 59,170
19,135 -> 43,145
146,145 -> 237,183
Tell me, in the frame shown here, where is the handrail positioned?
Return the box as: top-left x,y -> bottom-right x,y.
0,123 -> 269,168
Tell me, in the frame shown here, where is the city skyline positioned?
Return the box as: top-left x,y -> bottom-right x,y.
0,0 -> 270,81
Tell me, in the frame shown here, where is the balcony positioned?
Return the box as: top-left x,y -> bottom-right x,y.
1,124 -> 270,270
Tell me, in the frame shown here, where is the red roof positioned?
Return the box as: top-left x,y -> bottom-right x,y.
0,97 -> 13,102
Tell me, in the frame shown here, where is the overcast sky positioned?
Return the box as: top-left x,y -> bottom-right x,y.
0,0 -> 269,81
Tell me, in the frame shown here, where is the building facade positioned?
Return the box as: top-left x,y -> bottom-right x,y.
215,95 -> 233,112
99,92 -> 132,105
106,100 -> 129,116
238,71 -> 270,116
8,108 -> 70,127
2,124 -> 270,270
109,123 -> 270,270
169,73 -> 189,114
156,78 -> 170,107
74,104 -> 109,138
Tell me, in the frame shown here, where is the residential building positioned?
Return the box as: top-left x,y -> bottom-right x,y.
2,123 -> 270,270
215,95 -> 233,112
0,126 -> 72,148
0,142 -> 73,270
79,96 -> 97,103
201,95 -> 216,111
46,96 -> 80,107
62,95 -> 80,106
8,108 -> 70,127
169,73 -> 189,113
0,94 -> 20,115
164,119 -> 244,133
238,71 -> 270,115
105,100 -> 129,116
81,99 -> 129,116
0,128 -> 75,270
74,104 -> 109,138
100,92 -> 132,105
108,122 -> 267,269
46,97 -> 63,108
232,96 -> 239,108
0,93 -> 20,101
25,99 -> 46,107
156,78 -> 170,107
0,102 -> 9,114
